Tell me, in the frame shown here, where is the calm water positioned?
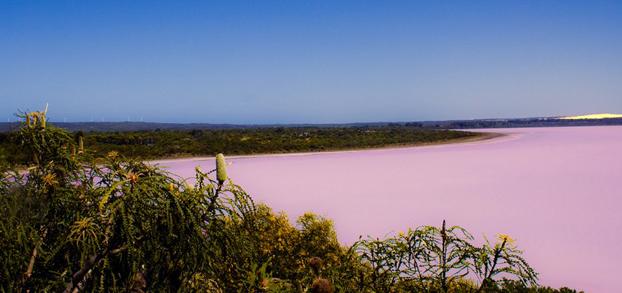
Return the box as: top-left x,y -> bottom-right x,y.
156,126 -> 622,292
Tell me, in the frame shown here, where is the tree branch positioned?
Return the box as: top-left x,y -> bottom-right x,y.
63,242 -> 131,293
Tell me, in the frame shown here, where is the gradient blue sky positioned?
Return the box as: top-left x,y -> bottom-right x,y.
1,1 -> 621,123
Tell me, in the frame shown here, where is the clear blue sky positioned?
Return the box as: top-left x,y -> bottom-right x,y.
1,1 -> 621,123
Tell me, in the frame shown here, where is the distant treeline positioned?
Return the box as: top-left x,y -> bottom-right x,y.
0,125 -> 479,164
2,117 -> 621,133
443,117 -> 622,129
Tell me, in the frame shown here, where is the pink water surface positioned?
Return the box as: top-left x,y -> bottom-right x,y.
156,126 -> 622,292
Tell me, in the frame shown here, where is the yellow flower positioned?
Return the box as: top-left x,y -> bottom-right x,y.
496,233 -> 516,246
125,172 -> 138,184
69,217 -> 99,243
73,217 -> 95,230
78,136 -> 84,153
31,112 -> 39,127
216,153 -> 227,184
107,151 -> 119,159
259,278 -> 270,289
42,173 -> 58,186
40,111 -> 46,129
398,231 -> 405,238
168,183 -> 176,192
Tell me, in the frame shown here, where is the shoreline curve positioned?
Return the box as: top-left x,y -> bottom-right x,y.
149,131 -> 507,165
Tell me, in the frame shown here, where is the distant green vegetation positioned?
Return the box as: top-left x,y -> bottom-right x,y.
1,111 -> 581,292
0,125 -> 482,165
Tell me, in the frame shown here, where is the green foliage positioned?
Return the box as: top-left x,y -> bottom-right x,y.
0,124 -> 481,166
352,221 -> 541,292
474,234 -> 538,290
0,110 -> 581,292
0,115 -> 258,291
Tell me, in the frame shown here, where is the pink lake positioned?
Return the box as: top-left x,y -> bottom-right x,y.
156,126 -> 622,292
